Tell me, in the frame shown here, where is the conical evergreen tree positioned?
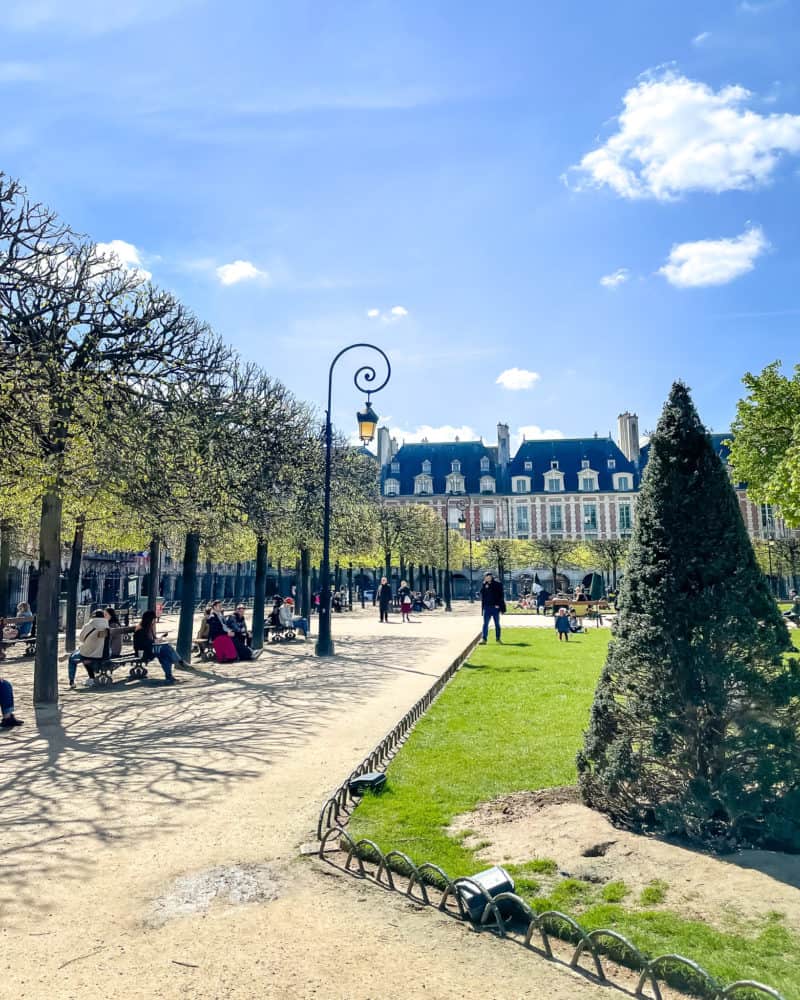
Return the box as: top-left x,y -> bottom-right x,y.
577,383 -> 800,851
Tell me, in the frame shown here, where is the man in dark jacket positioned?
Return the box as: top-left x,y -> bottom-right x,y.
480,572 -> 506,644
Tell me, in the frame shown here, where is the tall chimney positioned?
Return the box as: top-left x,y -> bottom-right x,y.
497,423 -> 510,491
617,412 -> 640,463
377,426 -> 391,467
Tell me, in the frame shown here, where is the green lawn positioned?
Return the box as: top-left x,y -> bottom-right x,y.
348,627 -> 800,1000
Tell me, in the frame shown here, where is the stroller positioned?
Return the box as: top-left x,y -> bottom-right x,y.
266,597 -> 297,643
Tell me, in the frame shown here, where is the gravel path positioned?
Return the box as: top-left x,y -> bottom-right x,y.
1,607 -> 610,999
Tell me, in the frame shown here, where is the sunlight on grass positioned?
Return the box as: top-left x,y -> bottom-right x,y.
347,627 -> 800,999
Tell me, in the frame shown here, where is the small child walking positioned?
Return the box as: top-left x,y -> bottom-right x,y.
555,607 -> 571,642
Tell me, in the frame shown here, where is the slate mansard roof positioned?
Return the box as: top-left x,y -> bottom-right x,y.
383,436 -> 638,495
509,437 -> 638,492
382,440 -> 498,494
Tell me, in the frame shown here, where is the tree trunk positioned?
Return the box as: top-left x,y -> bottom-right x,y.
0,521 -> 12,616
384,549 -> 392,581
33,486 -> 63,708
147,535 -> 161,612
65,514 -> 86,653
252,537 -> 268,650
611,558 -> 618,590
409,563 -> 415,591
176,532 -> 201,661
277,557 -> 283,597
399,557 -> 406,585
347,564 -> 353,609
300,547 -> 311,623
551,562 -> 558,593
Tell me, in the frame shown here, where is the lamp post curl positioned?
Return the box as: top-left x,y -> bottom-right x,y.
316,343 -> 391,657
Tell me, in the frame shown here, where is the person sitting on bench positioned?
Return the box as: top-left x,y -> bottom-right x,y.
1,676 -> 23,728
67,608 -> 109,688
133,610 -> 187,682
226,604 -> 254,660
15,602 -> 34,638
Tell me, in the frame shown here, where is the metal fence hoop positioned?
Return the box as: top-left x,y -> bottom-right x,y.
720,981 -> 787,1000
535,910 -> 604,979
636,954 -> 720,1000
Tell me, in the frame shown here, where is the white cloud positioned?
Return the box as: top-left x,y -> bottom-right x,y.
600,268 -> 630,288
691,31 -> 711,46
658,224 -> 769,288
511,425 -> 565,452
95,239 -> 151,282
388,424 -> 479,444
569,70 -> 800,200
367,305 -> 410,323
495,368 -> 541,391
215,260 -> 269,286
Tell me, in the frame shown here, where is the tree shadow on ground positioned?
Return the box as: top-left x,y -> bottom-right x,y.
0,628 -> 454,923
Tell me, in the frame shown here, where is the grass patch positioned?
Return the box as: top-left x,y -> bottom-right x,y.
639,879 -> 669,906
601,880 -> 630,903
347,627 -> 800,998
350,627 -> 607,874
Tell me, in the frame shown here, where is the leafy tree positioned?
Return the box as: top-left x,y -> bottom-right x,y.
578,383 -> 800,851
528,538 -> 577,593
729,361 -> 800,527
376,503 -> 435,581
0,177 -> 212,705
586,538 -> 630,589
754,537 -> 800,595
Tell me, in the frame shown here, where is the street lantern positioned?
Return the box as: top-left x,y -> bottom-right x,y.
458,513 -> 466,530
357,400 -> 379,444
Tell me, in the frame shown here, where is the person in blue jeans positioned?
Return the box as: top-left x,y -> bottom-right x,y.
1,676 -> 23,728
479,572 -> 506,644
133,610 -> 188,682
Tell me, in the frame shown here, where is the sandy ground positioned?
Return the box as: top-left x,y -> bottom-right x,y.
453,789 -> 800,931
0,607 -> 613,1000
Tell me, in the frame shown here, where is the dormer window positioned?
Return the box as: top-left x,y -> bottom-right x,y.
480,456 -> 490,472
414,474 -> 433,495
390,461 -> 400,474
581,459 -> 590,469
524,460 -> 533,472
384,478 -> 399,497
451,459 -> 461,473
446,473 -> 465,494
580,470 -> 599,492
512,477 -> 530,494
545,473 -> 564,493
479,475 -> 496,494
607,458 -> 616,470
422,459 -> 431,474
550,460 -> 559,470
614,473 -> 632,492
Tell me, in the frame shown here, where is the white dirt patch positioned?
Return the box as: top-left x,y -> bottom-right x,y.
451,789 -> 800,930
147,863 -> 282,926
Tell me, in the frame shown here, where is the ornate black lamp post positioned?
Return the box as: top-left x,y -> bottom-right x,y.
315,344 -> 390,657
443,496 -> 471,612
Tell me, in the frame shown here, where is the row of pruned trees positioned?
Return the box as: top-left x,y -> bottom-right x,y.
0,173 -> 384,707
473,537 -> 630,592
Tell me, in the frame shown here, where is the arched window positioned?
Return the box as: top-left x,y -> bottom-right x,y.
422,459 -> 431,474
414,474 -> 433,495
480,456 -> 490,472
384,479 -> 400,497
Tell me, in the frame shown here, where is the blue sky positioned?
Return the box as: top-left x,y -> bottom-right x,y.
2,0 -> 799,448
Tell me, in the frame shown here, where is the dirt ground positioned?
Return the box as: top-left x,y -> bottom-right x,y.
0,608 -> 615,1000
452,788 -> 800,930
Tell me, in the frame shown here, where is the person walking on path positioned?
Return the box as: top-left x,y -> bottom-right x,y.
479,572 -> 505,644
555,607 -> 571,641
377,577 -> 392,623
399,581 -> 412,623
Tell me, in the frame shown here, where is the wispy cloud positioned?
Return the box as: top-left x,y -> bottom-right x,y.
215,260 -> 270,286
691,31 -> 711,46
0,61 -> 43,82
600,268 -> 630,289
496,368 -> 541,391
659,225 -> 769,288
2,0 -> 202,34
512,425 -> 565,451
387,423 -> 480,445
568,70 -> 800,200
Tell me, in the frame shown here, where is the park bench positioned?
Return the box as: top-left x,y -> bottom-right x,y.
0,615 -> 37,656
81,649 -> 149,688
